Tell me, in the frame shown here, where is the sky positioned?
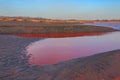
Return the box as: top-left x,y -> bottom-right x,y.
0,0 -> 120,20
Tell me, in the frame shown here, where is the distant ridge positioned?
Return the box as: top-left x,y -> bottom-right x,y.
0,16 -> 120,23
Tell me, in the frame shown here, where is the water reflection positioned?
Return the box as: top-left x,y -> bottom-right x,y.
27,32 -> 120,66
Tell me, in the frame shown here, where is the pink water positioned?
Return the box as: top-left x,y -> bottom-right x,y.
26,31 -> 120,66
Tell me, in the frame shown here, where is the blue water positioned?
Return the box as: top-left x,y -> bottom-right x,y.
84,22 -> 120,30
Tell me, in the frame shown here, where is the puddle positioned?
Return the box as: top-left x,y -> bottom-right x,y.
26,31 -> 120,66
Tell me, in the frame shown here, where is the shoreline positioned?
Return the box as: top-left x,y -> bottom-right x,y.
6,32 -> 109,38
0,35 -> 120,79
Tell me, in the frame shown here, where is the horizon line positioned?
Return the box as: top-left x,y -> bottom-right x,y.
0,16 -> 120,20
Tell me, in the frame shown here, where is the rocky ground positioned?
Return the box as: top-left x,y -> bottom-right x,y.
0,35 -> 120,80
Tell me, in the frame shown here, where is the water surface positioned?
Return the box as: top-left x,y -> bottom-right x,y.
84,22 -> 120,30
27,31 -> 120,66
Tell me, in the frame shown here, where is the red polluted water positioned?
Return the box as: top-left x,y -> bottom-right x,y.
11,32 -> 105,38
26,32 -> 120,66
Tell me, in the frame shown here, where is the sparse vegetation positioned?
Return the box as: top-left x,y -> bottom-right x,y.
0,17 -> 118,35
0,21 -> 117,34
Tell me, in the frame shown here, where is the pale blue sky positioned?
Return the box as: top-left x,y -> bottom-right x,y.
0,0 -> 120,20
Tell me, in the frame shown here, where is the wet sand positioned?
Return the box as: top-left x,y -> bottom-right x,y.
0,35 -> 41,80
0,35 -> 120,80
